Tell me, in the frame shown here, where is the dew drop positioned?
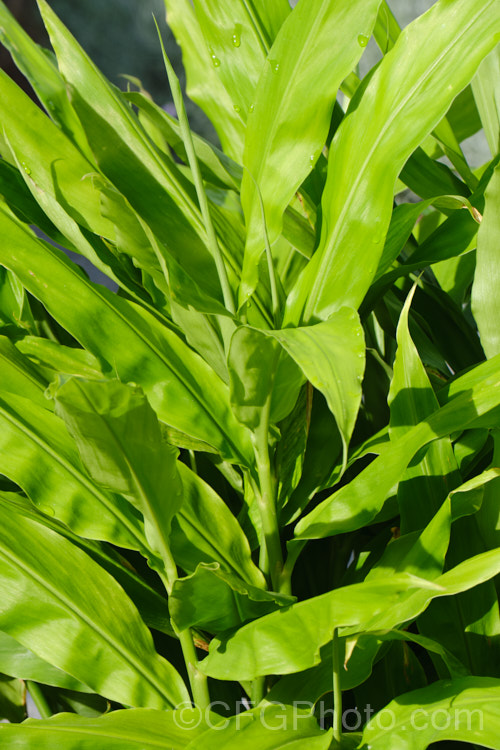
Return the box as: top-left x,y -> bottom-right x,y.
358,33 -> 369,47
22,162 -> 32,176
210,52 -> 221,67
232,23 -> 241,47
233,104 -> 241,113
269,58 -> 280,73
249,104 -> 255,113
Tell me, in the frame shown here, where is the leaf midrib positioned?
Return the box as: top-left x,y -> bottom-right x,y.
0,396 -> 145,548
0,542 -> 175,707
14,222 -> 248,464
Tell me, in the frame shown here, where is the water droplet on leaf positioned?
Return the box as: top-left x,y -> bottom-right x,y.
233,104 -> 241,113
358,34 -> 369,47
249,104 -> 255,113
232,24 -> 241,47
22,162 -> 32,176
210,52 -> 221,67
269,58 -> 280,73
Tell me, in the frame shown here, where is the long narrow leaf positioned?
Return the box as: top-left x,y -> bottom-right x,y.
240,0 -> 383,304
0,203 -> 253,465
0,509 -> 189,708
0,708 -> 208,749
286,0 -> 500,324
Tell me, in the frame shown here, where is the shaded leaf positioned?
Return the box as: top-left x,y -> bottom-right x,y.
54,378 -> 182,565
170,562 -> 294,633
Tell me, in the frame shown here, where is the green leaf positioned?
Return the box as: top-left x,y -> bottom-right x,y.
201,574 -> 440,680
0,158 -> 68,244
0,630 -> 92,693
0,203 -> 253,465
447,85 -> 484,144
0,268 -> 34,335
54,378 -> 182,567
361,677 -> 500,749
295,353 -> 500,540
0,708 -> 209,748
0,508 -> 189,708
388,284 -> 459,532
0,335 -> 50,409
0,391 -> 145,550
476,430 -> 500,552
228,309 -> 364,471
16,336 -> 103,380
171,463 -> 266,589
267,629 -> 467,706
184,705 -> 332,750
0,69 -> 114,240
472,44 -> 500,155
268,309 -> 365,471
36,0 -> 225,302
0,675 -> 25,723
202,548 -> 500,681
124,91 -> 242,190
228,326 -> 299,431
472,163 -> 500,358
163,0 -> 246,160
192,0 -> 269,121
0,0 -> 92,159
286,0 -> 500,324
368,470 -> 499,590
239,0 -> 383,304
0,491 -> 175,639
170,562 -> 294,633
400,147 -> 469,200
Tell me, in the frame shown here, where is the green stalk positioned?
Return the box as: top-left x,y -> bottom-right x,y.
26,681 -> 52,719
332,628 -> 343,745
253,391 -> 283,593
280,540 -> 307,596
155,19 -> 236,315
158,557 -> 210,712
251,676 -> 266,706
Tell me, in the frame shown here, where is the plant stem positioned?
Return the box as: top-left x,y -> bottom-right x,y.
177,627 -> 211,711
155,20 -> 235,314
280,540 -> 307,596
158,563 -> 210,711
26,681 -> 52,719
251,676 -> 265,706
253,398 -> 283,593
332,628 -> 343,745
